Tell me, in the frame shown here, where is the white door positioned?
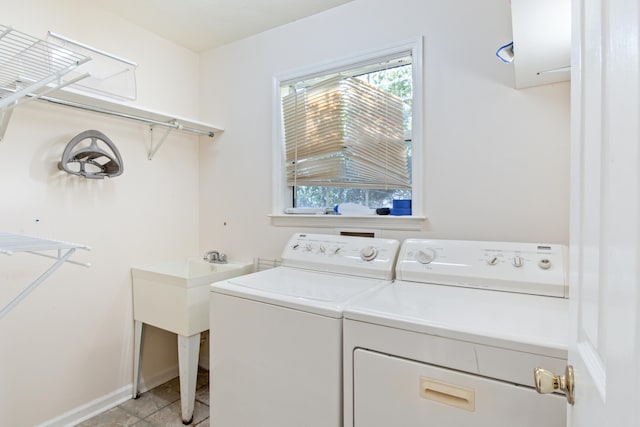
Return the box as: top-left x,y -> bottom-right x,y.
568,0 -> 640,425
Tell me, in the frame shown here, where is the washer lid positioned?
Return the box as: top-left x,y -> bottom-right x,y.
344,281 -> 569,358
210,266 -> 390,318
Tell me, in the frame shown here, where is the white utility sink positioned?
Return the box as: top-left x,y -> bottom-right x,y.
133,257 -> 251,287
131,257 -> 252,424
131,257 -> 253,335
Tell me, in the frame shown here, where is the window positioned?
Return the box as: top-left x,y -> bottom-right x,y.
272,39 -> 423,225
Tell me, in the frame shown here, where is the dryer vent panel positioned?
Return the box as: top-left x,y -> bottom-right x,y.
340,231 -> 375,238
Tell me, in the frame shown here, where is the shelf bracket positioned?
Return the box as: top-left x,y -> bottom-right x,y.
0,72 -> 90,143
148,124 -> 175,160
0,247 -> 75,319
0,107 -> 14,142
0,232 -> 90,320
0,247 -> 90,319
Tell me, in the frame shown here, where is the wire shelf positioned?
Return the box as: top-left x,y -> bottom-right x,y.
0,24 -> 222,152
0,232 -> 90,254
0,24 -> 90,110
47,31 -> 138,101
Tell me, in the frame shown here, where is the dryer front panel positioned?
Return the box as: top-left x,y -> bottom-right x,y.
353,349 -> 566,427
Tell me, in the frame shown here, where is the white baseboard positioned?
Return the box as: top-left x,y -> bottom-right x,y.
36,365 -> 179,427
35,385 -> 132,427
137,365 -> 180,394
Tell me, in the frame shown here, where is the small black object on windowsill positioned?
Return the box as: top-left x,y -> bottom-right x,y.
376,208 -> 391,215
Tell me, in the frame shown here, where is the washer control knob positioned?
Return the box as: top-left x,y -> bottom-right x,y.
538,258 -> 552,269
416,249 -> 436,264
319,245 -> 326,253
292,243 -> 300,250
334,247 -> 342,254
305,243 -> 313,252
360,246 -> 378,261
513,256 -> 524,268
487,256 -> 499,266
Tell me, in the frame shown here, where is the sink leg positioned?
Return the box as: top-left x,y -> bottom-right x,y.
178,333 -> 200,424
133,320 -> 144,399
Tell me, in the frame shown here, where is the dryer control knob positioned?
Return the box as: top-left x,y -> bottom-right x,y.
360,246 -> 378,261
416,249 -> 436,264
538,258 -> 552,269
487,256 -> 499,266
513,256 -> 524,268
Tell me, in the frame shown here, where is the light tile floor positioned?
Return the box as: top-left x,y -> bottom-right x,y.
76,368 -> 210,427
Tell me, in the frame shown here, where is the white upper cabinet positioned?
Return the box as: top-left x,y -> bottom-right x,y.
511,0 -> 571,89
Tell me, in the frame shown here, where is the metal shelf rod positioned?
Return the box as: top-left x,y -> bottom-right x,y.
38,94 -> 216,137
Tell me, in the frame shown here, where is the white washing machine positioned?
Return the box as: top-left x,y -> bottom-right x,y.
343,239 -> 570,427
209,233 -> 400,427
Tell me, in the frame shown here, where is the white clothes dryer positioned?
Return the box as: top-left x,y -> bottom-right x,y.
209,233 -> 399,427
343,239 -> 570,427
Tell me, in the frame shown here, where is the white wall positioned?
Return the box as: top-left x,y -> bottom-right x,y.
0,1 -> 203,425
198,0 -> 570,263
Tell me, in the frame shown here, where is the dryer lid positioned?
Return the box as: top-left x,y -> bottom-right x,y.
344,281 -> 569,358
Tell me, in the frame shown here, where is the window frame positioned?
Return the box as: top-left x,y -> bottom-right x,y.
270,38 -> 424,230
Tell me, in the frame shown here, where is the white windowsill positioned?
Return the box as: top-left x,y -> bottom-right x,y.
269,214 -> 426,231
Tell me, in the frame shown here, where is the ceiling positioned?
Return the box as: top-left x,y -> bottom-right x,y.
94,0 -> 354,53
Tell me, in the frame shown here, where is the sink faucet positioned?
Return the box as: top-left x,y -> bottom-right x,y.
203,250 -> 227,264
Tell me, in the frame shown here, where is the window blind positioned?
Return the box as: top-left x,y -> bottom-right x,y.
282,75 -> 410,189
